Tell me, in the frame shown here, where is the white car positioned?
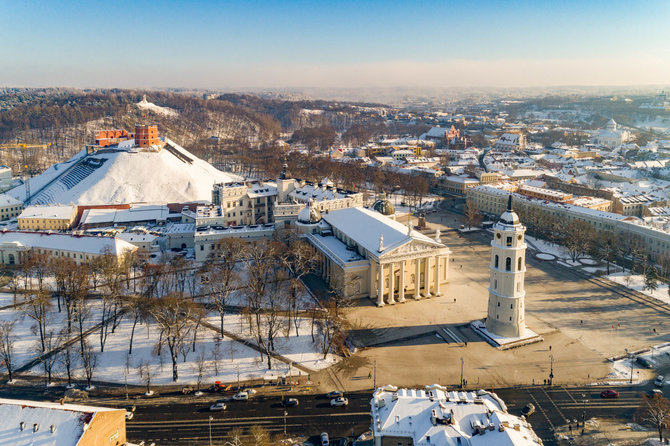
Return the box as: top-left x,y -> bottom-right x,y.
125,411 -> 134,421
655,375 -> 665,387
330,397 -> 349,407
233,391 -> 249,401
209,402 -> 226,411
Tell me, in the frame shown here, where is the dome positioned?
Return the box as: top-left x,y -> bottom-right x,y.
372,192 -> 395,216
297,204 -> 321,224
498,210 -> 520,226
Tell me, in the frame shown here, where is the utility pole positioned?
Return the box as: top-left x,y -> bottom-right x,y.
209,416 -> 213,446
581,393 -> 587,428
460,357 -> 464,388
284,410 -> 288,441
549,354 -> 554,386
237,363 -> 240,389
373,359 -> 377,390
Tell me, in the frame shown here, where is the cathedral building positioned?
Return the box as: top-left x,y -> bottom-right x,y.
297,197 -> 451,303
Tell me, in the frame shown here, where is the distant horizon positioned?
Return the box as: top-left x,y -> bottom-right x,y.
2,1 -> 669,90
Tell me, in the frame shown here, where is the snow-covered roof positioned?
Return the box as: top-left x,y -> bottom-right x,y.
321,207 -> 442,258
371,386 -> 542,446
0,231 -> 136,255
425,127 -> 447,138
0,194 -> 22,207
81,204 -> 169,226
0,397 -> 123,446
19,205 -> 76,220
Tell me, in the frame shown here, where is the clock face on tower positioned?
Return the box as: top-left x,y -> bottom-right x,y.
496,233 -> 501,239
517,234 -> 522,240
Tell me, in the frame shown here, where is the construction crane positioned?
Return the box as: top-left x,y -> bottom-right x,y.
0,143 -> 52,203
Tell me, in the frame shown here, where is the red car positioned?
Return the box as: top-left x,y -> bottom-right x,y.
600,389 -> 619,398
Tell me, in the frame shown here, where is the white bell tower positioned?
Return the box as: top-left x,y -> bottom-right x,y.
486,194 -> 527,338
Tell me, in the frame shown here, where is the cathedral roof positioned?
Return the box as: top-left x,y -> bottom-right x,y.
372,192 -> 395,216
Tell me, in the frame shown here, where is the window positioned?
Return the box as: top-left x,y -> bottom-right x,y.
506,236 -> 512,246
497,301 -> 500,307
518,258 -> 522,270
510,304 -> 513,309
494,255 -> 499,268
505,257 -> 511,271
494,279 -> 498,289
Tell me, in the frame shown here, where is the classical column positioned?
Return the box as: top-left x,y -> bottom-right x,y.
414,259 -> 421,299
433,256 -> 441,296
377,263 -> 385,307
398,260 -> 406,302
388,262 -> 396,304
424,257 -> 432,297
369,261 -> 377,299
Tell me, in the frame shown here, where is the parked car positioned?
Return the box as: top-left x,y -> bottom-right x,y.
181,386 -> 194,395
636,357 -> 653,369
647,389 -> 664,398
330,397 -> 349,407
282,398 -> 299,407
600,389 -> 619,398
209,402 -> 227,411
655,375 -> 665,387
326,391 -> 343,398
321,432 -> 330,446
233,391 -> 249,401
125,411 -> 134,421
521,403 -> 535,417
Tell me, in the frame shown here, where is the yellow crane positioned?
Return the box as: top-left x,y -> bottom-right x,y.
0,143 -> 53,202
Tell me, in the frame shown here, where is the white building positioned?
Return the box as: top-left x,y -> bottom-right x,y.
0,194 -> 23,221
0,165 -> 12,192
494,133 -> 526,152
590,119 -> 631,148
371,385 -> 543,446
486,196 -> 527,338
299,203 -> 451,302
0,231 -> 136,266
210,180 -> 277,225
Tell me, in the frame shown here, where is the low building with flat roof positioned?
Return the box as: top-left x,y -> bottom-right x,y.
371,385 -> 542,446
18,204 -> 77,231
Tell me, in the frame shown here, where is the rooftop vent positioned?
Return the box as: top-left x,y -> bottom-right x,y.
50,425 -> 56,433
33,424 -> 39,433
19,422 -> 25,431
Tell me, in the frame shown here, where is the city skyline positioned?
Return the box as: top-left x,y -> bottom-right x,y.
2,0 -> 669,89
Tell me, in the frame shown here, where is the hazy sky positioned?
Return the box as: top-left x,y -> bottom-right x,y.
1,0 -> 669,89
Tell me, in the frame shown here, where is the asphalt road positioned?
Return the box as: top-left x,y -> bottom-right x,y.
122,382 -> 665,446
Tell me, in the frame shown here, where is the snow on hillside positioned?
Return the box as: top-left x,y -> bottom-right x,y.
137,96 -> 178,117
8,140 -> 242,205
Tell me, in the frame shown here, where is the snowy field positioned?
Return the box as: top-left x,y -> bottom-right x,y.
525,235 -> 568,258
606,272 -> 670,305
78,312 -> 338,386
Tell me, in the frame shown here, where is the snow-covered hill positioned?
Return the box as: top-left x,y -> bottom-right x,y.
137,95 -> 178,117
8,139 -> 242,205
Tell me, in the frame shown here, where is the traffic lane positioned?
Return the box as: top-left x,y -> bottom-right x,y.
129,392 -> 372,422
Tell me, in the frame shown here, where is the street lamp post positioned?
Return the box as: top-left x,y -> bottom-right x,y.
460,357 -> 464,388
625,348 -> 633,384
581,393 -> 587,428
209,416 -> 213,446
549,355 -> 554,386
373,359 -> 377,390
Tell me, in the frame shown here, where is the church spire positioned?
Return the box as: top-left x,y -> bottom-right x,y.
507,193 -> 513,211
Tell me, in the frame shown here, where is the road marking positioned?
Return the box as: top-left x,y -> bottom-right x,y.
540,387 -> 569,424
561,386 -> 577,403
128,411 -> 370,426
525,389 -> 554,431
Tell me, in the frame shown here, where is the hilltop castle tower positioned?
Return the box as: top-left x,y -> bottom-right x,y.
486,194 -> 526,338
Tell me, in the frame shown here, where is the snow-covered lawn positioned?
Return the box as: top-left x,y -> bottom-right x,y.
606,272 -> 670,305
525,235 -> 568,258
607,343 -> 670,385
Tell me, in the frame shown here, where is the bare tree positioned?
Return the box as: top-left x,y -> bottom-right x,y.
21,289 -> 51,368
80,339 -> 98,390
211,334 -> 222,375
138,360 -> 154,395
205,238 -> 246,335
0,320 -> 17,382
57,327 -> 77,388
463,199 -> 483,229
124,294 -> 145,355
280,237 -> 316,336
34,328 -> 58,387
194,347 -> 208,392
636,394 -> 670,442
562,220 -> 595,262
148,294 -> 197,381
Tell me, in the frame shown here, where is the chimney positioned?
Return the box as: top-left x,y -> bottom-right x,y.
50,425 -> 56,433
33,424 -> 39,432
19,421 -> 25,431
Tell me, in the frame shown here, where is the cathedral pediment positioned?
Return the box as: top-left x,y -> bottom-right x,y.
379,239 -> 448,260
